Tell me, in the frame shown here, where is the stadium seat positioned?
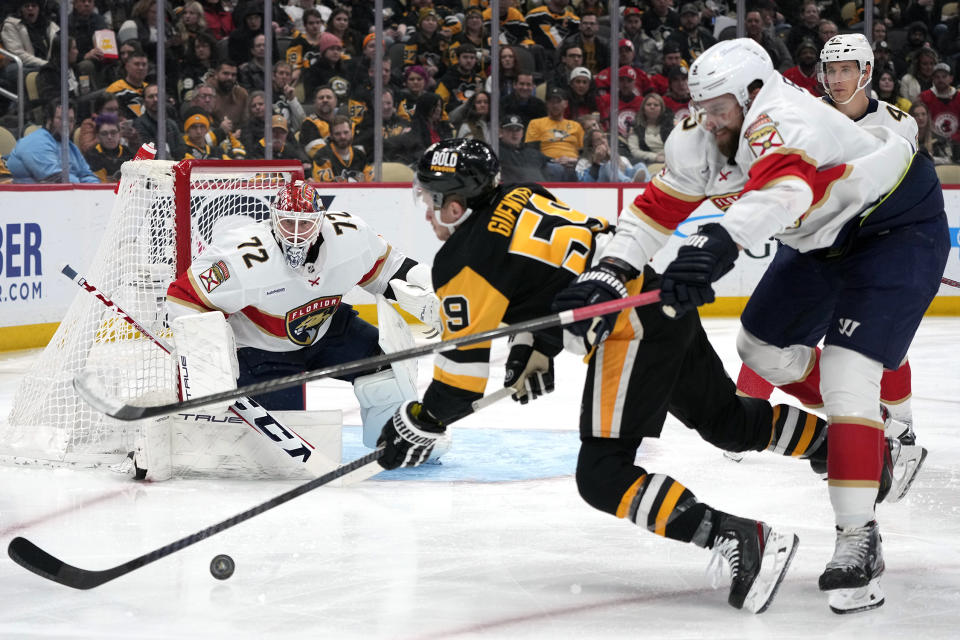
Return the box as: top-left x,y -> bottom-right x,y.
24,71 -> 39,102
935,163 -> 960,185
381,162 -> 414,182
23,124 -> 40,136
0,126 -> 15,156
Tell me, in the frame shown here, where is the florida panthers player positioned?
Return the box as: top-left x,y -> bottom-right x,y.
556,39 -> 949,614
166,180 -> 441,450
735,33 -> 921,452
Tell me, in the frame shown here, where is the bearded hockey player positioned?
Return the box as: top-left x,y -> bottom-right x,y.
558,38 -> 949,613
166,179 -> 442,449
736,33 -> 922,452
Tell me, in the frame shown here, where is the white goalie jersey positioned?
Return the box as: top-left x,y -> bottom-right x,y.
167,212 -> 407,352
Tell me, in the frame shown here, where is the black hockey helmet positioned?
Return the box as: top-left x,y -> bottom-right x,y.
414,138 -> 501,211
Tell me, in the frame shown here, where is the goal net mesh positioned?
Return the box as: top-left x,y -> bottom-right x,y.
4,159 -> 302,467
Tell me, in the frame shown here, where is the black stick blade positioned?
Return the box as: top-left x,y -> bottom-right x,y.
8,537 -> 112,590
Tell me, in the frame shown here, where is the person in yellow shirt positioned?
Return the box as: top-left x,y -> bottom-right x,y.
524,86 -> 583,181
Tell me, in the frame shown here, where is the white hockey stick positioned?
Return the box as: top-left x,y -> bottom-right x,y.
60,264 -> 337,476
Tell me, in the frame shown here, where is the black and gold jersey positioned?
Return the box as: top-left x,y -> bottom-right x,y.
422,184 -> 609,421
105,79 -> 147,119
311,144 -> 373,183
285,32 -> 323,70
84,143 -> 134,182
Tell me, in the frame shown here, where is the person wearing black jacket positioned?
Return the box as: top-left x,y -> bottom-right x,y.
227,1 -> 281,65
386,92 -> 454,166
497,113 -> 550,182
133,83 -> 187,160
499,73 -> 546,127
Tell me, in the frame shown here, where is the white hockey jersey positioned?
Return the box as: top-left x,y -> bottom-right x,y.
167,213 -> 406,352
837,97 -> 918,151
603,72 -> 915,267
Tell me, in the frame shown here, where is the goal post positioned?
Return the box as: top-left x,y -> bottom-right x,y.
3,159 -> 335,472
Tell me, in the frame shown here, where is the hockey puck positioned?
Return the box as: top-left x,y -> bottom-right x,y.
210,554 -> 235,580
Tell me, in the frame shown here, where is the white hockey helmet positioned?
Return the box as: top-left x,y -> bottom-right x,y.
688,38 -> 774,109
818,33 -> 873,101
271,179 -> 325,269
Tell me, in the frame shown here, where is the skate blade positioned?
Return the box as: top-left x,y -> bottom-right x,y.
828,579 -> 884,614
723,451 -> 745,463
744,530 -> 799,614
888,445 -> 928,503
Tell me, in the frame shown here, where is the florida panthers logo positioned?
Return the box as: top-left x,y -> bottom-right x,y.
285,295 -> 342,345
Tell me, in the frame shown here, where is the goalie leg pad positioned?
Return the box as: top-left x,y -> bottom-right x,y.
132,415 -> 173,482
354,369 -> 418,449
172,311 -> 239,413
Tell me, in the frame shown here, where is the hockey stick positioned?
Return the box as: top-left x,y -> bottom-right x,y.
75,290 -> 663,422
60,264 -> 333,474
7,448 -> 383,590
943,276 -> 960,289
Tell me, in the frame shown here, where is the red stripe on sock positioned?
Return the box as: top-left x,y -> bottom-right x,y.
827,421 -> 884,482
880,360 -> 912,404
736,364 -> 774,400
778,347 -> 823,407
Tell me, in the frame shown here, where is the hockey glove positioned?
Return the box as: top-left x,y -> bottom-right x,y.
660,223 -> 739,318
377,401 -> 451,470
389,264 -> 442,335
552,258 -> 638,349
504,332 -> 555,404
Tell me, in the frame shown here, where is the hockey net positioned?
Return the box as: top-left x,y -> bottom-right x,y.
4,159 -> 306,469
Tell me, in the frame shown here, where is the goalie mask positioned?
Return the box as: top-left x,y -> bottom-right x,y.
271,180 -> 325,269
414,138 -> 501,232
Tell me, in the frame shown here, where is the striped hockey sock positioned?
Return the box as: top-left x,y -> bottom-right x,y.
617,473 -> 707,543
766,404 -> 828,465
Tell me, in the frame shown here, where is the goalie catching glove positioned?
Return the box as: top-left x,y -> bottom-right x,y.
504,332 -> 555,404
388,263 -> 442,335
377,400 -> 451,469
660,223 -> 739,318
552,258 -> 638,350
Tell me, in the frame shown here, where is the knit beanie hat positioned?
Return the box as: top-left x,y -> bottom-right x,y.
319,32 -> 343,54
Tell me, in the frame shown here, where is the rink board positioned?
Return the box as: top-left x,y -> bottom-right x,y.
1,182 -> 958,351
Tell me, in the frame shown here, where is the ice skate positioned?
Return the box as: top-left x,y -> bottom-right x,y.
818,520 -> 885,614
883,410 -> 916,446
707,515 -> 799,613
882,437 -> 927,503
723,450 -> 745,463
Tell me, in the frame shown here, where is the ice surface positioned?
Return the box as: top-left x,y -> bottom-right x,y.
0,318 -> 958,639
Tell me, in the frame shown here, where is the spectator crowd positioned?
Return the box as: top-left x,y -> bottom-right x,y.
1,0 -> 960,184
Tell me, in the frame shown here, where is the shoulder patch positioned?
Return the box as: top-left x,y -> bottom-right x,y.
198,260 -> 230,293
743,113 -> 774,138
746,122 -> 784,159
